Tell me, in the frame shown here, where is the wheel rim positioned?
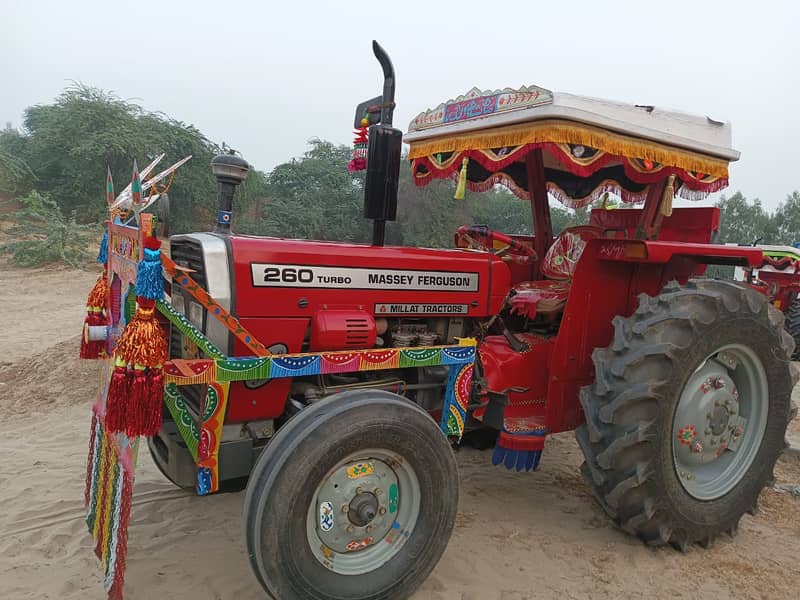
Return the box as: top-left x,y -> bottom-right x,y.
672,344 -> 769,500
306,448 -> 421,575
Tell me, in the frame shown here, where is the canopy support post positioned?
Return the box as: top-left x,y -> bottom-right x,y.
635,179 -> 668,240
525,149 -> 553,280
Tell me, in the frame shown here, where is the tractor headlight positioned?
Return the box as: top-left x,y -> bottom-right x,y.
171,292 -> 185,315
188,301 -> 204,329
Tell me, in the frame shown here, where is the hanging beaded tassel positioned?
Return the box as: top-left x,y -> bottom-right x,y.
105,236 -> 167,437
348,113 -> 369,172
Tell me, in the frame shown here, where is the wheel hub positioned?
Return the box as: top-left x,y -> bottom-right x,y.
348,491 -> 379,527
315,458 -> 398,554
672,346 -> 767,500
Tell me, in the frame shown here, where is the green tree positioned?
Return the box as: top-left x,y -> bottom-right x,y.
0,126 -> 34,195
1,191 -> 93,267
245,139 -> 370,242
715,192 -> 776,245
773,191 -> 800,245
10,85 -> 268,232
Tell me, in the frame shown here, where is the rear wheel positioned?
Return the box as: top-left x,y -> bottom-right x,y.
244,390 -> 459,599
577,279 -> 796,549
784,296 -> 800,359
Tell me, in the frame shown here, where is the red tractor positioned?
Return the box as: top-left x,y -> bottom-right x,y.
141,43 -> 796,598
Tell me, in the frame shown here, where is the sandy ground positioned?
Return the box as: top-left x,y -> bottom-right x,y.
1,264 -> 799,600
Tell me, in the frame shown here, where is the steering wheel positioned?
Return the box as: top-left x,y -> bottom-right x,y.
456,225 -> 537,264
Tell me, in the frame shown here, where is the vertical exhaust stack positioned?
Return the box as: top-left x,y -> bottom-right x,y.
211,151 -> 250,234
360,41 -> 403,247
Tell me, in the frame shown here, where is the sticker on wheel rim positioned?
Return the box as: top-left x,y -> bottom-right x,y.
319,501 -> 334,532
346,462 -> 374,479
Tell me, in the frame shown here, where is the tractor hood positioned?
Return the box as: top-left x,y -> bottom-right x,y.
228,235 -> 511,319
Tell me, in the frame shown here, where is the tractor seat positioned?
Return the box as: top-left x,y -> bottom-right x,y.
509,226 -> 603,320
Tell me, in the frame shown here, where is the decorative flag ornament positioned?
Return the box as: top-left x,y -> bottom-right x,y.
454,157 -> 469,200
348,113 -> 369,172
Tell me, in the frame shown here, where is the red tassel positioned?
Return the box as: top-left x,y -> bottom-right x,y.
146,369 -> 164,435
125,368 -> 163,437
125,368 -> 149,438
105,363 -> 129,433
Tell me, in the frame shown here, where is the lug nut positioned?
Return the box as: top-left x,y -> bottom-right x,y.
342,504 -> 349,513
374,488 -> 383,496
379,507 -> 387,515
346,525 -> 355,534
356,487 -> 363,495
366,525 -> 373,533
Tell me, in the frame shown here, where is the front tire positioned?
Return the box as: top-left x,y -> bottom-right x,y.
576,279 -> 796,549
243,390 -> 459,599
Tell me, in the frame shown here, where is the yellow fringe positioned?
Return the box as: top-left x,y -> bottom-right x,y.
407,119 -> 729,179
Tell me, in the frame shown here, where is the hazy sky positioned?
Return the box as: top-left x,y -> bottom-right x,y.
3,1 -> 798,209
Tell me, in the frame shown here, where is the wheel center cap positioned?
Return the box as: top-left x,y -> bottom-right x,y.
709,404 -> 730,436
348,492 -> 379,527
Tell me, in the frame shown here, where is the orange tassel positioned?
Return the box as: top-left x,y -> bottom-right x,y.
111,298 -> 168,437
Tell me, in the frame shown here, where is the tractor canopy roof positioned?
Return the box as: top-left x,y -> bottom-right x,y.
404,85 -> 738,208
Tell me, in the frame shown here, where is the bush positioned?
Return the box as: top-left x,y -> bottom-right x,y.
1,191 -> 95,268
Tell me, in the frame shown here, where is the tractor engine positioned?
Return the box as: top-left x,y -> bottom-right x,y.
160,231 -> 510,482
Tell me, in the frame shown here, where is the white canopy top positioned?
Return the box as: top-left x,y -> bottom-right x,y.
405,85 -> 739,162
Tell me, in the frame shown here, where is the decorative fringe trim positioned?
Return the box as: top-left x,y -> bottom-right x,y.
407,119 -> 730,178
85,416 -> 135,600
546,180 -> 649,210
491,429 -> 547,472
677,177 -> 728,199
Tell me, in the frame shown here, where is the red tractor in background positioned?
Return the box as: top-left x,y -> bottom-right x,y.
143,43 -> 797,598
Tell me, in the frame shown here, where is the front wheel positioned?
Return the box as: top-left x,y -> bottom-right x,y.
243,390 -> 459,600
577,279 -> 797,549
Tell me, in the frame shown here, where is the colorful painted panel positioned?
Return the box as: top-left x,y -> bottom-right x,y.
157,300 -> 225,359
408,85 -> 553,132
196,382 -> 230,495
441,363 -> 474,439
163,383 -> 199,460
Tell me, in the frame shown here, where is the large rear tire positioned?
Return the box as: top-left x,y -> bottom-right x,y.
576,279 -> 796,549
243,390 -> 459,599
784,296 -> 800,359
